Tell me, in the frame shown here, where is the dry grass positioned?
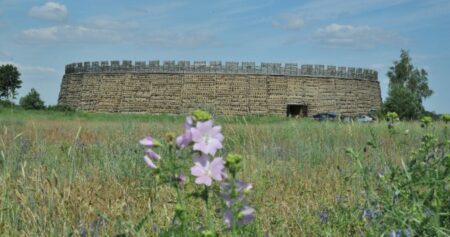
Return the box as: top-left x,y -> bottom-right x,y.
0,112 -> 439,236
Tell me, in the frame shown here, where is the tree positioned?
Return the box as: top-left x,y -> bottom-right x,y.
0,64 -> 22,100
384,85 -> 423,120
384,50 -> 433,119
19,88 -> 45,110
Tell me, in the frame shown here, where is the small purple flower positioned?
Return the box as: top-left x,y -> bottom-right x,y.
224,206 -> 255,228
176,174 -> 187,187
390,229 -> 411,237
190,120 -> 224,155
144,155 -> 157,169
363,209 -> 374,219
319,210 -> 329,224
190,156 -> 225,186
139,136 -> 161,169
140,136 -> 154,146
145,149 -> 161,160
221,180 -> 252,207
176,116 -> 194,148
143,148 -> 161,169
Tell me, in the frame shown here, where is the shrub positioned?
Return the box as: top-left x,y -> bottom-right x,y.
344,120 -> 449,236
19,88 -> 45,110
47,104 -> 75,112
0,99 -> 15,108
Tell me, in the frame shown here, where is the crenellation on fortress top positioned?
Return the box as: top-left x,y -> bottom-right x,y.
64,60 -> 378,80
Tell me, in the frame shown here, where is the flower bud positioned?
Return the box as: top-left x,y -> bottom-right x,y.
225,153 -> 243,176
192,109 -> 212,121
152,140 -> 162,147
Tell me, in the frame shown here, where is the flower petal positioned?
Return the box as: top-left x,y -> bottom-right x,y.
195,175 -> 212,186
144,155 -> 157,169
139,136 -> 154,146
191,164 -> 206,176
146,149 -> 161,160
210,157 -> 224,180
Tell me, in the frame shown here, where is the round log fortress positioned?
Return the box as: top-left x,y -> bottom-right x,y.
58,60 -> 382,116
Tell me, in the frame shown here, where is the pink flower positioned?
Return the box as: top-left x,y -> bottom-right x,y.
144,155 -> 157,169
224,206 -> 255,228
143,148 -> 160,169
176,116 -> 194,148
146,149 -> 161,160
190,156 -> 225,186
139,136 -> 154,146
190,120 -> 224,155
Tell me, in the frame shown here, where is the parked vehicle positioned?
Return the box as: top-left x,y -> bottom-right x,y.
355,114 -> 374,122
313,112 -> 337,121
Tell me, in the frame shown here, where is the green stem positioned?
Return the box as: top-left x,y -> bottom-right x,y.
204,186 -> 214,234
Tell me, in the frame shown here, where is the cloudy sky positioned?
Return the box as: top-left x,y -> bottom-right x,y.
1,0 -> 449,113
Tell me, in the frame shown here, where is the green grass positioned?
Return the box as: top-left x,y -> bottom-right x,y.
0,108 -> 446,236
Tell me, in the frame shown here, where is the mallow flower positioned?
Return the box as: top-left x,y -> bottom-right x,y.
190,120 -> 224,155
176,116 -> 194,148
190,156 -> 225,186
224,206 -> 255,228
221,180 -> 253,206
140,136 -> 155,146
140,136 -> 161,169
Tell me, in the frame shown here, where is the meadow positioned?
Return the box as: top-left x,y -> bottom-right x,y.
0,108 -> 448,236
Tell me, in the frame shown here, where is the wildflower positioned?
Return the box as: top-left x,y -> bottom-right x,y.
140,136 -> 161,169
176,116 -> 194,148
191,120 -> 224,155
176,174 -> 187,188
140,136 -> 161,147
362,209 -> 374,219
319,210 -> 329,224
221,180 -> 253,206
224,206 -> 255,228
190,156 -> 225,186
145,149 -> 161,160
390,229 -> 411,237
143,149 -> 160,168
144,155 -> 157,169
140,136 -> 154,146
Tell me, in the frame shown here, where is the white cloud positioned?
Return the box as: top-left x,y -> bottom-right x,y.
314,23 -> 400,48
29,2 -> 67,21
0,61 -> 57,74
286,0 -> 410,21
89,18 -> 139,30
272,13 -> 305,30
20,23 -> 216,48
21,25 -> 125,43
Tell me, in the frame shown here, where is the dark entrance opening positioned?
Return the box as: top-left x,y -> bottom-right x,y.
287,104 -> 308,117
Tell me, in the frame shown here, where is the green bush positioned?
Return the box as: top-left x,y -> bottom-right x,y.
47,104 -> 75,112
0,99 -> 15,108
19,88 -> 45,110
343,122 -> 449,236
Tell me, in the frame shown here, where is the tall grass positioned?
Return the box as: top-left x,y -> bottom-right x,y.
0,109 -> 446,236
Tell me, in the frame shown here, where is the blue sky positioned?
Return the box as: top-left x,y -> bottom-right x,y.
1,0 -> 449,113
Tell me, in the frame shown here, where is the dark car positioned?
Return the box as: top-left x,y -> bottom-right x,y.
313,112 -> 337,121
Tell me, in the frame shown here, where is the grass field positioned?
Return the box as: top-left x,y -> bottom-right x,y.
0,108 -> 448,236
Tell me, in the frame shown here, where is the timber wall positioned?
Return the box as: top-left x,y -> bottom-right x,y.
58,60 -> 382,116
